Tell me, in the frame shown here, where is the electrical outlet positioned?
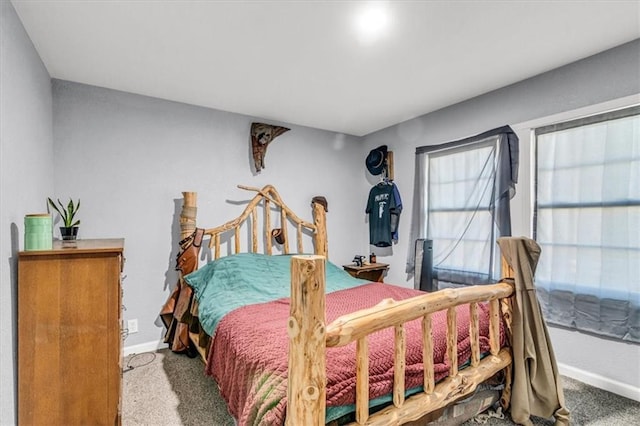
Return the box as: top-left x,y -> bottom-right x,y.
127,319 -> 138,334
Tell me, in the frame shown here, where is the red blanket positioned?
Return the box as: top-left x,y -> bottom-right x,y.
206,283 -> 504,425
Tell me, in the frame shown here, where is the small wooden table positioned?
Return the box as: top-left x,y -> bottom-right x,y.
343,262 -> 389,283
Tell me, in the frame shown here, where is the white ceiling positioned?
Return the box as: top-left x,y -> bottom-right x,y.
11,0 -> 640,136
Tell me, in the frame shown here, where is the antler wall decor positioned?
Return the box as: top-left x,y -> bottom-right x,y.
250,122 -> 290,172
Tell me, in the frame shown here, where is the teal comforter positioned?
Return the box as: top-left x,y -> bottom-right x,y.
184,253 -> 367,337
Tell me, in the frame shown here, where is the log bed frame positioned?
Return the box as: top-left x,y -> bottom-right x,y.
173,184 -> 515,426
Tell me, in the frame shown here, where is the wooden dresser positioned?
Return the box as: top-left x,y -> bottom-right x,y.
18,239 -> 124,426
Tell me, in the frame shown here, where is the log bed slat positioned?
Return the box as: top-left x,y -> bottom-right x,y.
489,299 -> 500,356
281,209 -> 289,254
447,307 -> 458,377
356,337 -> 369,424
422,314 -> 435,394
393,325 -> 406,408
297,223 -> 303,254
470,302 -> 480,367
265,199 -> 272,255
213,234 -> 220,259
251,207 -> 258,253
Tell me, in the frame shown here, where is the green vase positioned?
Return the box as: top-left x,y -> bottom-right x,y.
24,214 -> 53,250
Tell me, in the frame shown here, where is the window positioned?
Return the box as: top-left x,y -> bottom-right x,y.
534,106 -> 640,342
407,126 -> 519,289
428,138 -> 499,285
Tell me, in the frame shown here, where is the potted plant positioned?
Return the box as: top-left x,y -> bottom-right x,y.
47,197 -> 81,240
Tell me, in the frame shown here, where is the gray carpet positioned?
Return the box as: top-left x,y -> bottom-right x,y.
123,349 -> 640,425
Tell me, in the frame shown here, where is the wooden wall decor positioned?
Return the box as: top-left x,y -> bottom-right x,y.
386,150 -> 394,180
250,122 -> 290,172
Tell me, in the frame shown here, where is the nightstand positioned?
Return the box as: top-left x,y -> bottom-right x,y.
343,262 -> 389,283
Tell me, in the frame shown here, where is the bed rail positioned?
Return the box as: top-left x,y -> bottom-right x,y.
286,255 -> 515,426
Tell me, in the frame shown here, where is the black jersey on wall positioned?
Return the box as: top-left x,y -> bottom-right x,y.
366,183 -> 398,247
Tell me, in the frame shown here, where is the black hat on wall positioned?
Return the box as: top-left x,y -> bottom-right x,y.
365,145 -> 388,175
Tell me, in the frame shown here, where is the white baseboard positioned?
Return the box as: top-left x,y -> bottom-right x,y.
123,339 -> 167,357
558,362 -> 640,402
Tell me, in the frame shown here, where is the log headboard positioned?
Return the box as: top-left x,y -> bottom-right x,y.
164,184 -> 329,359
179,184 -> 328,259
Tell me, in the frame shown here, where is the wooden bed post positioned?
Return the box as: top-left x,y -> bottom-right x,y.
287,255 -> 327,426
312,199 -> 328,258
181,192 -> 198,239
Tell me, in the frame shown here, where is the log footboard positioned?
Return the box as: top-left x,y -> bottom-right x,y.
287,255 -> 515,426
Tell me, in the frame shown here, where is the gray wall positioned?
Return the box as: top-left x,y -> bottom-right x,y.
51,80 -> 368,349
0,1 -> 54,424
2,2 -> 639,419
364,39 -> 640,392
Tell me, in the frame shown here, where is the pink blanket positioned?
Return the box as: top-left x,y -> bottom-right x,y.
206,283 -> 504,425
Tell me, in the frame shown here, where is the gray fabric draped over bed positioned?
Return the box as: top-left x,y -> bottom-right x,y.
498,236 -> 570,426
